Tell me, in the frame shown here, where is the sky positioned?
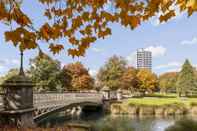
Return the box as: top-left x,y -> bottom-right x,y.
0,1 -> 197,76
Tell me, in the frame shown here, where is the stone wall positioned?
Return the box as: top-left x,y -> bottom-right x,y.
110,103 -> 197,117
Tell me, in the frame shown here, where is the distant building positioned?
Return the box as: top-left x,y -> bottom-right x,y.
137,48 -> 152,71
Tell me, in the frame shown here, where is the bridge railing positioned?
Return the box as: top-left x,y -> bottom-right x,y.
0,92 -> 103,109
33,92 -> 103,108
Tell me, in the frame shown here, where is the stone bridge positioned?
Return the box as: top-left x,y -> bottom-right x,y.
0,92 -> 103,122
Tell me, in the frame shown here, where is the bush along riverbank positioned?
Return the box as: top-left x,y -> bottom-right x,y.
110,101 -> 197,117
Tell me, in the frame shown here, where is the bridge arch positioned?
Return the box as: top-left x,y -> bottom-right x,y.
34,101 -> 103,123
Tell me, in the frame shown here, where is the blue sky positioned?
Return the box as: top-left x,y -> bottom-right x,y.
0,1 -> 197,76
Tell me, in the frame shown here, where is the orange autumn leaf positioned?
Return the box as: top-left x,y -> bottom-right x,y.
159,10 -> 176,22
0,0 -> 197,57
49,44 -> 64,54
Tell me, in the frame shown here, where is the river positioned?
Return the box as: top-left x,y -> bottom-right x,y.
37,110 -> 196,131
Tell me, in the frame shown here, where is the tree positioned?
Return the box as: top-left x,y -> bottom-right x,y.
137,69 -> 158,93
0,68 -> 19,91
120,67 -> 139,91
97,55 -> 127,90
62,62 -> 94,90
159,72 -> 178,94
0,0 -> 196,57
176,59 -> 197,97
29,54 -> 62,92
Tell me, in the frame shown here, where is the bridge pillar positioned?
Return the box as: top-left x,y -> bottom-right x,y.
101,86 -> 110,100
0,74 -> 35,127
117,89 -> 123,101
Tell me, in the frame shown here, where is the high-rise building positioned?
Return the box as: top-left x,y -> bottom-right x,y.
137,48 -> 152,70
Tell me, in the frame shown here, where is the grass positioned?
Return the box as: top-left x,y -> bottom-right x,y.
125,93 -> 197,107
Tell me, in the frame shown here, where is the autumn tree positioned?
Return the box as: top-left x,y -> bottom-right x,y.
159,72 -> 178,94
29,54 -> 62,92
62,62 -> 94,90
176,59 -> 197,97
137,69 -> 158,94
97,55 -> 127,90
0,0 -> 197,57
120,66 -> 139,91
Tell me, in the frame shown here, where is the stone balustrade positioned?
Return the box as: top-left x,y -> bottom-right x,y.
0,92 -> 103,111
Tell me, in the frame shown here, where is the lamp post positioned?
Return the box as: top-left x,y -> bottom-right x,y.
19,50 -> 25,76
0,50 -> 35,127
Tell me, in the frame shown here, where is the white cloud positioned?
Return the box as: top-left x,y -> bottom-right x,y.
145,45 -> 167,57
0,59 -> 20,76
0,65 -> 4,70
0,65 -> 6,76
0,59 -> 20,65
89,69 -> 98,77
155,62 -> 181,69
126,52 -> 137,67
164,68 -> 181,73
155,61 -> 182,75
181,37 -> 197,45
91,47 -> 104,53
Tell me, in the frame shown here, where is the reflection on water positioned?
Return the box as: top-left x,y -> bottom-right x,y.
152,119 -> 174,131
92,116 -> 177,131
39,111 -> 192,131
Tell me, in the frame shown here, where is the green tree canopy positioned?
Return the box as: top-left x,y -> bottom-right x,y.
29,54 -> 62,92
176,59 -> 197,97
97,55 -> 127,90
0,68 -> 19,91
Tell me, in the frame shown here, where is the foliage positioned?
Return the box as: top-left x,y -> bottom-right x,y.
165,119 -> 197,131
0,0 -> 197,57
0,68 -> 19,91
120,67 -> 139,91
137,69 -> 158,93
29,54 -> 62,92
159,72 -> 178,93
62,62 -> 94,90
176,59 -> 197,97
97,55 -> 127,90
0,68 -> 19,84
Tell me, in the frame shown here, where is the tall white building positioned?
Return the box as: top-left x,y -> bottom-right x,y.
137,48 -> 152,71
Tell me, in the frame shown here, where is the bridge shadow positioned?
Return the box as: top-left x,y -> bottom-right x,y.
80,105 -> 104,121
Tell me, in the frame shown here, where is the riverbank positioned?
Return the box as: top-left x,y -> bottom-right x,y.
110,97 -> 197,117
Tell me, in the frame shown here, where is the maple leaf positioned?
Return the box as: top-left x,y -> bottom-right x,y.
1,0 -> 197,57
49,43 -> 64,54
159,10 -> 176,22
128,16 -> 141,29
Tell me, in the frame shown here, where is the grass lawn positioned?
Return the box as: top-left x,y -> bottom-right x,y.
125,93 -> 197,106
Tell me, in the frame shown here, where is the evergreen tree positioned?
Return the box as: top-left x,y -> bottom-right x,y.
176,59 -> 197,97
